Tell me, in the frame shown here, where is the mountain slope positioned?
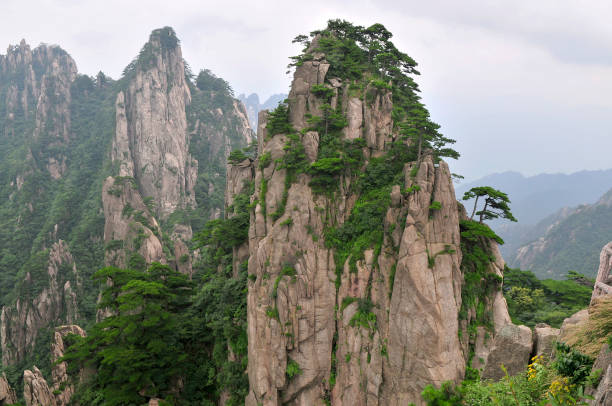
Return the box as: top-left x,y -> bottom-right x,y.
456,169 -> 612,258
0,27 -> 253,393
510,189 -> 612,278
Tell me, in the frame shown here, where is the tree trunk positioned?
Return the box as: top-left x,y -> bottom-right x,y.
470,196 -> 479,221
479,201 -> 488,223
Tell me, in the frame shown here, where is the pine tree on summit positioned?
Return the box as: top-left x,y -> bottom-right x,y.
462,186 -> 517,223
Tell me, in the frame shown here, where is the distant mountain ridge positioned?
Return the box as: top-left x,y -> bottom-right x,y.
238,92 -> 286,128
510,188 -> 612,278
456,169 -> 612,278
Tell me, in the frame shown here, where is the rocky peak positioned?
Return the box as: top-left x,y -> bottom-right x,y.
244,27 -> 468,405
0,40 -> 77,179
112,26 -> 194,220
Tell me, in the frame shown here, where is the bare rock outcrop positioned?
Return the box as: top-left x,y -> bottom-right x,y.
104,27 -> 197,274
24,367 -> 56,406
51,325 -> 86,406
591,242 -> 612,305
1,240 -> 80,366
481,324 -> 533,380
0,373 -> 17,405
244,41 -> 469,405
559,308 -> 590,343
589,344 -> 612,405
533,324 -> 560,359
111,28 -> 195,220
0,40 -> 77,177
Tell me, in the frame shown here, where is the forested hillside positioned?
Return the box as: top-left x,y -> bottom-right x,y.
0,28 -> 253,400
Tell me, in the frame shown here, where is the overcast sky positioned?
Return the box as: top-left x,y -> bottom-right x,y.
2,0 -> 611,181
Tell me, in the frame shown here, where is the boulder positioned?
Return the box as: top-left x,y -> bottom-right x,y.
482,324 -> 533,380
534,323 -> 560,359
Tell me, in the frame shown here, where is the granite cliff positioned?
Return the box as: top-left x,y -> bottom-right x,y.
217,24 -> 525,405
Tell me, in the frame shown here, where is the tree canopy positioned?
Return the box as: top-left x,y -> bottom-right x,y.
462,186 -> 517,223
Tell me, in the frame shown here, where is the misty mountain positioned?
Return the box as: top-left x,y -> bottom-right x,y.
238,92 -> 287,128
509,188 -> 612,278
456,169 -> 612,260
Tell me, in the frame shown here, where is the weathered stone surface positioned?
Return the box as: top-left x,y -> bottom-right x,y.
534,324 -> 560,359
0,372 -> 17,405
591,242 -> 612,305
245,47 -> 468,403
102,176 -> 164,268
1,240 -> 80,366
482,324 -> 533,380
559,309 -> 589,343
51,325 -> 86,406
0,40 -> 77,178
111,31 -> 194,220
589,344 -> 612,405
24,366 -> 57,406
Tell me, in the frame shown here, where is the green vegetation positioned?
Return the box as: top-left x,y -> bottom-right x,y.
62,264 -> 193,405
462,186 -> 517,223
286,359 -> 303,380
419,345 -> 598,405
503,268 -> 592,328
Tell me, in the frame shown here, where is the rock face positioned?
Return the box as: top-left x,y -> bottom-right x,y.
0,40 -> 77,177
591,242 -> 612,304
481,324 -> 533,380
533,324 -> 560,359
244,41 -> 471,406
1,240 -> 80,366
103,27 -> 255,274
589,344 -> 612,406
0,372 -> 17,405
24,366 -> 56,406
112,28 -> 195,220
559,308 -> 590,343
103,28 -> 194,272
21,325 -> 85,406
51,325 -> 86,406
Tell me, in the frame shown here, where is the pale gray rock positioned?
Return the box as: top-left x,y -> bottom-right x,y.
589,344 -> 612,405
559,309 -> 589,343
51,325 -> 86,406
482,324 -> 533,380
0,372 -> 17,405
591,242 -> 612,305
24,367 -> 57,406
1,240 -> 80,366
534,324 -> 560,359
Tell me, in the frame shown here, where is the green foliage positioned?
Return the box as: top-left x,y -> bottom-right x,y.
553,342 -> 594,386
463,186 -> 517,223
286,359 -> 303,380
258,151 -> 272,169
429,201 -> 442,210
291,19 -> 458,163
62,264 -> 193,405
349,300 -> 377,330
421,381 -> 464,406
503,268 -> 592,328
266,101 -> 293,136
420,349 -> 595,406
196,69 -> 233,95
228,149 -> 248,164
